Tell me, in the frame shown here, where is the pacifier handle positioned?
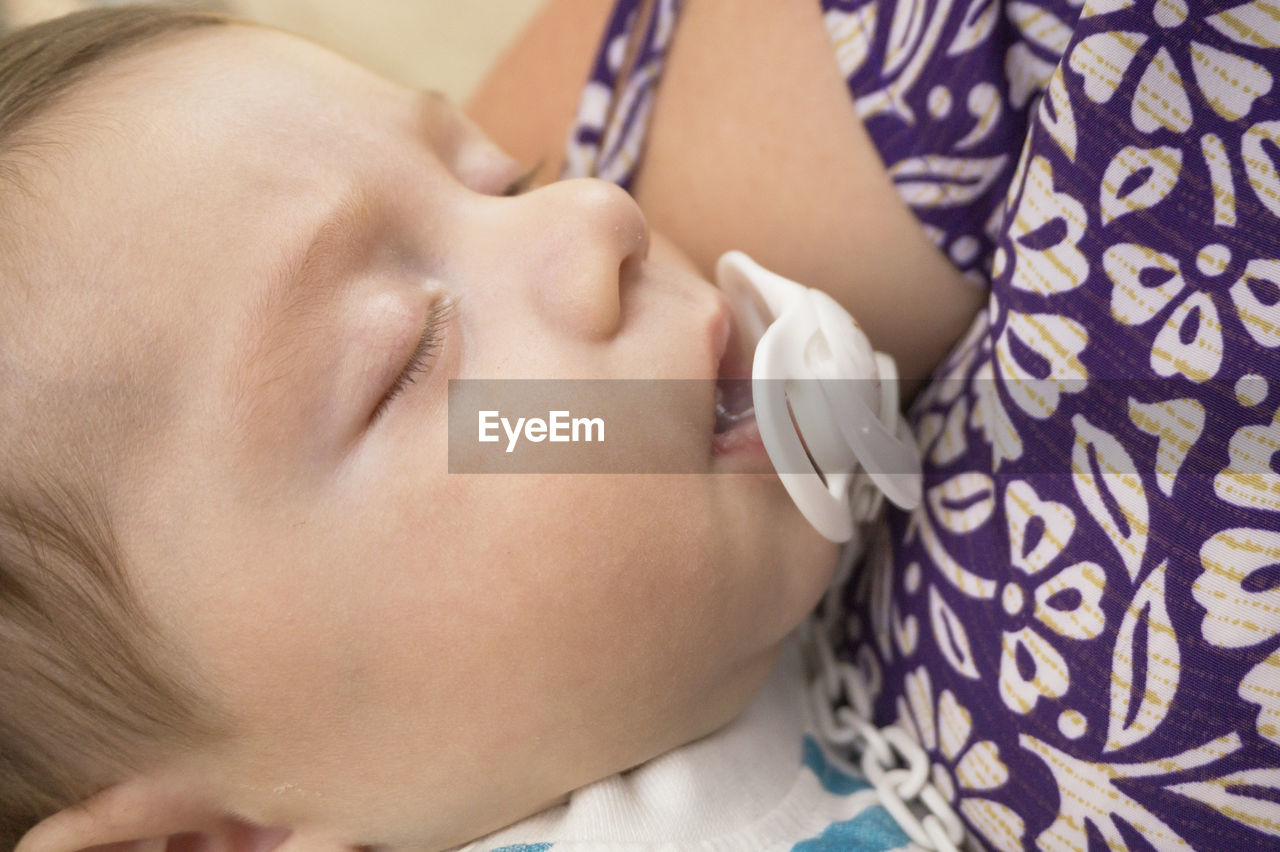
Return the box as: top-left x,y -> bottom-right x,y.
753,306 -> 857,542
717,251 -> 923,543
808,290 -> 922,509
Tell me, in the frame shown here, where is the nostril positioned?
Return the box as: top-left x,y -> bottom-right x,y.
633,217 -> 651,261
620,243 -> 646,285
525,178 -> 647,339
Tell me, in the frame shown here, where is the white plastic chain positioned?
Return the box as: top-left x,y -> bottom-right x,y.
799,523 -> 968,852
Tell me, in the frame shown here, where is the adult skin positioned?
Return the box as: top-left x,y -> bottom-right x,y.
469,0 -> 987,392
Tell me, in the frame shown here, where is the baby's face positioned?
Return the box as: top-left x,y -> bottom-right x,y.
12,25 -> 836,847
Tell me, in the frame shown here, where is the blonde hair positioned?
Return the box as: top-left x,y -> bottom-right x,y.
0,5 -> 232,844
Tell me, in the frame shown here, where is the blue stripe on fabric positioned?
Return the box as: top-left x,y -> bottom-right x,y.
489,845 -> 553,852
802,734 -> 871,796
795,735 -> 908,851
790,804 -> 911,852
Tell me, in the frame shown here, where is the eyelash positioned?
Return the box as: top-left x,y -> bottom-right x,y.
372,297 -> 457,421
368,160 -> 534,422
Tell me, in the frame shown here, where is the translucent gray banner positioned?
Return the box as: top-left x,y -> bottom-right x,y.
447,378 -> 1274,476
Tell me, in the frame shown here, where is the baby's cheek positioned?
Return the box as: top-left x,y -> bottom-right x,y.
649,229 -> 701,276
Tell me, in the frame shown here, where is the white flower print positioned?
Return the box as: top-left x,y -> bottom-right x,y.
1005,3 -> 1072,108
1005,483 -> 1106,643
890,153 -> 1010,209
906,303 -> 983,457
992,480 -> 1110,716
1166,766 -> 1280,839
823,3 -> 877,78
929,586 -> 981,680
1242,120 -> 1280,221
1195,527 -> 1280,650
856,0 -> 959,123
1081,0 -> 1136,19
1067,29 -> 1148,103
1023,731 -> 1243,850
1214,403 -> 1280,514
1099,145 -> 1181,225
915,393 -> 970,467
948,0 -> 999,58
1240,652 -> 1280,749
998,627 -> 1070,714
897,667 -> 1024,852
1190,40 -> 1273,121
993,309 -> 1089,419
1128,397 -> 1207,498
1040,66 -> 1077,162
1133,45 -> 1194,133
1072,415 -> 1150,583
911,472 -> 1000,603
969,351 -> 1024,469
1007,41 -> 1059,110
1197,527 -> 1280,750
1229,258 -> 1280,349
1106,561 -> 1181,752
1103,242 -> 1225,383
1006,155 -> 1090,295
1068,1 -> 1275,132
1207,1 -> 1280,51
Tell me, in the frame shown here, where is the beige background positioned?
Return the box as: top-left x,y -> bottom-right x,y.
2,0 -> 546,102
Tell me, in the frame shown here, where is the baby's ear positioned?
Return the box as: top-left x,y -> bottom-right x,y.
13,769 -> 339,852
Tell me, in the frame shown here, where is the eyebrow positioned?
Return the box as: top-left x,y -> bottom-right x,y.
229,183 -> 377,438
235,88 -> 448,383
226,89 -> 449,440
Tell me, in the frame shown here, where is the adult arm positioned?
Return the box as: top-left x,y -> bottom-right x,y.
465,0 -> 613,184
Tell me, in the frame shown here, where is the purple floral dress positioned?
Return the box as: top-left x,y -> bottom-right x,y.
562,1 -> 1280,849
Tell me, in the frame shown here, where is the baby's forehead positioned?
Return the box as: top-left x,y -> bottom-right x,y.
0,32 -> 301,472
1,26 -> 426,483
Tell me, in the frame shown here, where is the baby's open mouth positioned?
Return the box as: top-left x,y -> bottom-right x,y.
714,378 -> 754,433
711,313 -> 763,454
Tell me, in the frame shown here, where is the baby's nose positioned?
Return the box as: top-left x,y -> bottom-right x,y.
521,178 -> 649,340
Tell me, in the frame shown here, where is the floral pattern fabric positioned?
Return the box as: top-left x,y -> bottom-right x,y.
854,1 -> 1280,849
564,1 -> 1280,849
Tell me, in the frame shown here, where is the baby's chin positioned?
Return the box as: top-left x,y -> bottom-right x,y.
655,642 -> 782,758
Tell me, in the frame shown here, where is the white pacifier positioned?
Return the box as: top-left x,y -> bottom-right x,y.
715,250 -> 922,542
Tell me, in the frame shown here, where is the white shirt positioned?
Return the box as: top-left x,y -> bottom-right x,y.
455,637 -> 916,852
